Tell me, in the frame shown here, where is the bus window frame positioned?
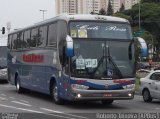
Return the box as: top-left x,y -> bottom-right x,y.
12,33 -> 18,50
23,29 -> 31,49
8,34 -> 12,50
47,21 -> 57,48
16,31 -> 24,50
30,27 -> 39,48
38,24 -> 49,48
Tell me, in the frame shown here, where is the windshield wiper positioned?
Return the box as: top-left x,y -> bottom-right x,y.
106,45 -> 123,78
91,44 -> 123,79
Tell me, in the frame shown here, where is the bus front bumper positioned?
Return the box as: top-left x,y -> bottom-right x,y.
70,89 -> 135,101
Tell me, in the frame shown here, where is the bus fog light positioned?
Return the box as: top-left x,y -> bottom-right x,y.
128,93 -> 132,97
71,84 -> 89,90
77,94 -> 81,98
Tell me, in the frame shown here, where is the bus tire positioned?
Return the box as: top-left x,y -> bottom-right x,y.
15,77 -> 24,94
51,83 -> 64,105
101,100 -> 114,105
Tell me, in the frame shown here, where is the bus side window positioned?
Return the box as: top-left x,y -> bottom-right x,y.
17,32 -> 23,49
57,21 -> 67,42
8,35 -> 12,49
58,21 -> 68,72
12,34 -> 17,50
48,22 -> 57,48
30,28 -> 38,47
23,30 -> 30,48
38,25 -> 48,47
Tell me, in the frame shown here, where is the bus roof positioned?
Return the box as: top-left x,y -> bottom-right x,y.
0,35 -> 7,46
9,14 -> 129,34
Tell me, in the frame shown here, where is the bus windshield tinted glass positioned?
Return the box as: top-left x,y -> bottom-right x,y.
69,21 -> 132,39
0,46 -> 7,68
71,40 -> 135,79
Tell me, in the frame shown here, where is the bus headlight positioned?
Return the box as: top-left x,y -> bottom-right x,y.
71,84 -> 89,90
123,84 -> 135,89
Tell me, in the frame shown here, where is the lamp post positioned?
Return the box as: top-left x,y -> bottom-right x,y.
39,9 -> 47,21
138,0 -> 141,30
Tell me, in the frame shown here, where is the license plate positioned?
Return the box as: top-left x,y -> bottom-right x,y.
103,93 -> 112,97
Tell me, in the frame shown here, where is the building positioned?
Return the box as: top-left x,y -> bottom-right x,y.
121,0 -> 139,10
55,0 -> 139,15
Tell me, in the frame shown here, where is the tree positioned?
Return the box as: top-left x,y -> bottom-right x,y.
90,11 -> 94,15
114,13 -> 132,21
142,0 -> 160,3
107,0 -> 113,15
119,3 -> 125,12
115,1 -> 160,61
99,8 -> 106,15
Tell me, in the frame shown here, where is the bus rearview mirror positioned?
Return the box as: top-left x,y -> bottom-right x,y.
66,35 -> 74,57
134,37 -> 148,57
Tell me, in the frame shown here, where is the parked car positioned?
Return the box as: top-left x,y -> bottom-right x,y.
140,70 -> 160,102
136,62 -> 150,70
154,64 -> 160,71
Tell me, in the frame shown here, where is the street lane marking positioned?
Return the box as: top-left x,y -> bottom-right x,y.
114,101 -> 119,103
20,100 -> 29,103
0,97 -> 7,101
0,104 -> 79,119
9,97 -> 16,99
40,107 -> 88,119
0,94 -> 6,96
11,101 -> 32,107
0,104 -> 43,113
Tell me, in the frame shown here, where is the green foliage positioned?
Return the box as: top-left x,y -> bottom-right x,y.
114,13 -> 132,21
99,8 -> 106,15
119,3 -> 125,12
115,2 -> 160,46
107,0 -> 113,15
114,2 -> 160,61
142,0 -> 160,3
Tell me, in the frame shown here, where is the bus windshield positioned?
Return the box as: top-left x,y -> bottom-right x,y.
0,46 -> 7,69
70,40 -> 135,79
69,21 -> 132,40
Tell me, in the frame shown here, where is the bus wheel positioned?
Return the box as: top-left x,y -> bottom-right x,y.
15,78 -> 24,93
143,89 -> 152,102
101,100 -> 114,105
51,83 -> 64,105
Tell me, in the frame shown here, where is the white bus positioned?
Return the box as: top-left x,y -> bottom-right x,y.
8,14 -> 136,105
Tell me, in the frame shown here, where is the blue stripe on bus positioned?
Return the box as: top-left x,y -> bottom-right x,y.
70,79 -> 135,90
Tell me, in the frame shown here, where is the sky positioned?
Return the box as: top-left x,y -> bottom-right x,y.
0,0 -> 55,34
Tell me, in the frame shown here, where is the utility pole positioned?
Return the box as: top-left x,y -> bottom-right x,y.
39,9 -> 47,21
138,0 -> 141,30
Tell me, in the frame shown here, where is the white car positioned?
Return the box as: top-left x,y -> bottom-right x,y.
0,68 -> 8,81
140,70 -> 160,102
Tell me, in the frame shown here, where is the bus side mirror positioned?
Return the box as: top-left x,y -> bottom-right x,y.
66,35 -> 74,57
134,37 -> 148,57
2,27 -> 5,34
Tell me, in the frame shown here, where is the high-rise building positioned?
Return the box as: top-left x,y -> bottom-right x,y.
55,0 -> 138,15
121,0 -> 139,10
